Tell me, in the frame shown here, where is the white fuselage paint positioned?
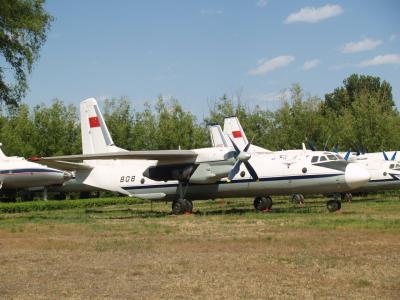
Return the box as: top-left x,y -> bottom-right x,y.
0,158 -> 69,190
75,150 -> 369,201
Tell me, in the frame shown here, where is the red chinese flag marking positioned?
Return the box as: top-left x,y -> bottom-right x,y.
89,117 -> 100,128
232,130 -> 242,138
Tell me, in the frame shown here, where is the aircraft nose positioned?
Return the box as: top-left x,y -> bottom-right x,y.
345,163 -> 370,189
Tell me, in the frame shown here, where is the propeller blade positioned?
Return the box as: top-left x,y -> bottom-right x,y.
343,150 -> 351,161
391,151 -> 397,161
243,161 -> 259,180
383,151 -> 389,161
228,160 -> 242,181
228,136 -> 240,154
243,142 -> 251,152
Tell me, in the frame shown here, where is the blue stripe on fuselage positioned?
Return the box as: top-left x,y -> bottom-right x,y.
0,168 -> 62,175
121,173 -> 342,191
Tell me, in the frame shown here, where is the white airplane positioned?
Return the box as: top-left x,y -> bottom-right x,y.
32,98 -> 370,214
0,144 -> 72,200
220,117 -> 400,200
339,151 -> 400,195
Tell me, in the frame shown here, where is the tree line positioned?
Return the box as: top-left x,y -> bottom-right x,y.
0,74 -> 398,157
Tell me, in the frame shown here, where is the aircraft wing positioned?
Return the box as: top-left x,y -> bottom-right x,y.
32,150 -> 198,165
33,159 -> 94,171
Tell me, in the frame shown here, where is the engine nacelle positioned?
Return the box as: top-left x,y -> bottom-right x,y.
189,163 -> 232,184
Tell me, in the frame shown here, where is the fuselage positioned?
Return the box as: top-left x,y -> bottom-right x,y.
347,158 -> 400,192
0,158 -> 70,190
75,150 -> 370,201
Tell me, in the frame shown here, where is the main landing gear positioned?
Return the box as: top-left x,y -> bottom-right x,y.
172,199 -> 193,215
326,195 -> 342,212
253,196 -> 273,211
341,192 -> 353,202
171,182 -> 193,215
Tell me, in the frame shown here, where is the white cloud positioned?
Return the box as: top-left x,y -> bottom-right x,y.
249,55 -> 295,76
341,38 -> 382,53
285,4 -> 343,24
200,9 -> 223,15
359,54 -> 400,67
390,34 -> 399,41
256,0 -> 268,7
303,59 -> 320,70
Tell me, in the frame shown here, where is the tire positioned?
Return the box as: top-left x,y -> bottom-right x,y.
254,196 -> 272,211
327,200 -> 340,212
254,196 -> 267,211
291,194 -> 302,204
172,199 -> 187,215
185,199 -> 193,213
265,196 -> 273,210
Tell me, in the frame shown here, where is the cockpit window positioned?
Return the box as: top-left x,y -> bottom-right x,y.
327,155 -> 337,160
390,164 -> 395,169
396,164 -> 400,169
335,155 -> 343,160
319,156 -> 327,162
311,156 -> 318,163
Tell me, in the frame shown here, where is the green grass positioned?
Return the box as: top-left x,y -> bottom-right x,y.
0,196 -> 145,213
1,194 -> 400,232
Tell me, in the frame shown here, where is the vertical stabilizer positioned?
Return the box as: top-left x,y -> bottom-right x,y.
209,124 -> 232,148
223,117 -> 249,150
80,98 -> 127,154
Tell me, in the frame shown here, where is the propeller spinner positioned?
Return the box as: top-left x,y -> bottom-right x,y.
227,137 -> 259,181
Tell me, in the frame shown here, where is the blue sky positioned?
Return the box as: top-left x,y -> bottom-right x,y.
24,0 -> 400,118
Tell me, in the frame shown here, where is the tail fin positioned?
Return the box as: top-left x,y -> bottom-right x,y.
223,117 -> 249,150
223,117 -> 271,153
208,124 -> 232,148
80,98 -> 127,154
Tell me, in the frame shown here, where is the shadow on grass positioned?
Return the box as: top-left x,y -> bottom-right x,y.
85,202 -> 330,218
86,208 -> 170,219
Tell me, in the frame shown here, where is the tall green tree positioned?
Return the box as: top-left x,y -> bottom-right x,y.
32,100 -> 80,156
324,74 -> 395,114
0,0 -> 53,107
103,97 -> 134,150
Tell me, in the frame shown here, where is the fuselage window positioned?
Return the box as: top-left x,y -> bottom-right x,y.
311,156 -> 319,163
319,156 -> 327,162
327,155 -> 337,160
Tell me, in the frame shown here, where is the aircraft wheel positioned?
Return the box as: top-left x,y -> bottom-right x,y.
265,196 -> 273,210
185,199 -> 193,213
254,196 -> 272,211
291,194 -> 304,204
327,200 -> 341,212
172,199 -> 187,215
254,196 -> 267,211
